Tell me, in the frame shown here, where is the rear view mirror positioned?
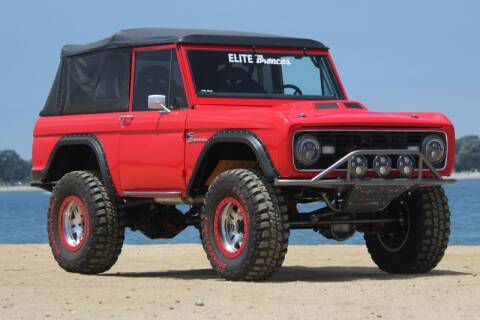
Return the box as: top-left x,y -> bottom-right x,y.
148,95 -> 170,113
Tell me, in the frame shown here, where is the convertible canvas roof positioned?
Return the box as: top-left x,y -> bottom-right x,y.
61,28 -> 328,57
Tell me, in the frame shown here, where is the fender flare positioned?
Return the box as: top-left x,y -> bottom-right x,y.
33,135 -> 117,199
186,130 -> 278,196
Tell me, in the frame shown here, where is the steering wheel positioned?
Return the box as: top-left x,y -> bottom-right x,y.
283,84 -> 303,95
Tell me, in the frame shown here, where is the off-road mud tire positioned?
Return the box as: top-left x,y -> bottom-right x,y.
200,169 -> 289,281
365,186 -> 450,273
47,171 -> 125,274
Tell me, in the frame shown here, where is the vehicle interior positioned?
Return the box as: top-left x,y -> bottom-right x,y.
188,51 -> 338,98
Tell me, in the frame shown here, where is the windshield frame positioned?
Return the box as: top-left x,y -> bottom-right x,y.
181,45 -> 346,102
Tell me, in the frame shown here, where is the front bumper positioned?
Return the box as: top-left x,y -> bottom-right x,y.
274,149 -> 456,189
275,149 -> 455,213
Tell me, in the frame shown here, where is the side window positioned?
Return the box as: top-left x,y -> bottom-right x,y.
132,49 -> 188,111
133,50 -> 171,111
318,58 -> 335,96
62,49 -> 130,115
169,52 -> 187,110
94,54 -> 130,101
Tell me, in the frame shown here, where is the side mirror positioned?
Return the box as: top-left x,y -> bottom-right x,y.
148,95 -> 171,113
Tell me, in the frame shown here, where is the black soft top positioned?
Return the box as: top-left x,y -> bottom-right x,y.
61,28 -> 327,57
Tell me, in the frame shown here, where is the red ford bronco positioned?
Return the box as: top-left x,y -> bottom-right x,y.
32,28 -> 455,281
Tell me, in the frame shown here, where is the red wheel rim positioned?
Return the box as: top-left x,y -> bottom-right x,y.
57,196 -> 90,252
213,197 -> 249,258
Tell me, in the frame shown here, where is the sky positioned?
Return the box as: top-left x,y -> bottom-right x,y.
0,0 -> 479,159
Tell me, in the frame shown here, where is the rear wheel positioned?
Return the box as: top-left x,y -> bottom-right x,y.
200,169 -> 289,281
47,171 -> 125,274
365,186 -> 450,273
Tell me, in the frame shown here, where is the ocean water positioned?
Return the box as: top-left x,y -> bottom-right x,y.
0,180 -> 479,245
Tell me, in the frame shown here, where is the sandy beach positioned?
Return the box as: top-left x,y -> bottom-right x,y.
0,244 -> 479,320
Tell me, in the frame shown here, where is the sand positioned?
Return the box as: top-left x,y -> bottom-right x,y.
0,244 -> 479,320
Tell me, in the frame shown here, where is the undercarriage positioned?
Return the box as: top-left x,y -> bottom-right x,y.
126,149 -> 454,244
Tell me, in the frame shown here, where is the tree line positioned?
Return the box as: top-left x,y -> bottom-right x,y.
455,135 -> 480,171
0,135 -> 479,184
0,150 -> 31,184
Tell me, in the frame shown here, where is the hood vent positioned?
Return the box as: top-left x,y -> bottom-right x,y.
345,102 -> 363,109
315,103 -> 338,109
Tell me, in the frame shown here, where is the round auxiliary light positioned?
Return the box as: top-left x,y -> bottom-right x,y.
295,135 -> 321,167
422,135 -> 446,163
397,155 -> 416,177
373,155 -> 392,177
350,155 -> 368,177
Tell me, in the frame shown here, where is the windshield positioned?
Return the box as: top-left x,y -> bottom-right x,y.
188,50 -> 342,99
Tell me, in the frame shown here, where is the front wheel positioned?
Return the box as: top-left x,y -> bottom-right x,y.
200,169 -> 289,281
365,186 -> 451,274
47,171 -> 125,274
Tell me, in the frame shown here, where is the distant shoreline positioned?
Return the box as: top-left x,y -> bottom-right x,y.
0,185 -> 42,192
1,171 -> 479,193
449,171 -> 480,180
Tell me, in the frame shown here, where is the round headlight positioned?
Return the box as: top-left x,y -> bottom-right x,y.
422,135 -> 446,163
295,135 -> 321,166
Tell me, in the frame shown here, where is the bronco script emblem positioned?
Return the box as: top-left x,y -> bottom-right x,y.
186,132 -> 208,144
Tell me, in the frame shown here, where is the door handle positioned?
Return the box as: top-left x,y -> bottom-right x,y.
119,114 -> 134,126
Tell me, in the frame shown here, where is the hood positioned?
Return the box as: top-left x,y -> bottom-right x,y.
274,100 -> 453,129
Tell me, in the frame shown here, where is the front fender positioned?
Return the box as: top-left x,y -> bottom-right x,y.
186,130 -> 278,196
